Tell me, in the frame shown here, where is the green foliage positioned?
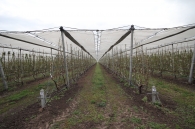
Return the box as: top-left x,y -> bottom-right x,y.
73,110 -> 81,115
153,101 -> 161,106
130,116 -> 142,124
142,96 -> 148,103
8,90 -> 29,102
97,101 -> 106,107
133,106 -> 138,112
148,122 -> 168,129
176,105 -> 195,129
124,82 -> 129,87
90,100 -> 96,104
135,125 -> 146,129
120,78 -> 124,83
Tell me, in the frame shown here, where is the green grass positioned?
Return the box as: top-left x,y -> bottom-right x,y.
130,116 -> 142,124
148,122 -> 168,129
149,77 -> 195,106
50,64 -> 171,128
0,73 -> 50,92
148,77 -> 195,128
63,64 -> 106,127
0,80 -> 57,115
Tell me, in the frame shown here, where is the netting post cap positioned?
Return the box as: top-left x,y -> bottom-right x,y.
131,25 -> 135,30
60,26 -> 64,31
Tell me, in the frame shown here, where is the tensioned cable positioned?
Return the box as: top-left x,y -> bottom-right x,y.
136,29 -> 165,45
28,33 -> 57,47
147,38 -> 195,50
134,23 -> 195,30
0,44 -> 83,57
2,24 -> 195,33
134,26 -> 195,49
0,33 -> 58,50
100,29 -> 132,59
0,27 -> 60,33
107,38 -> 195,57
101,26 -> 195,58
60,27 -> 94,59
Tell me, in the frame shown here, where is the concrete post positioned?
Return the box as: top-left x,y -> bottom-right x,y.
152,86 -> 156,103
189,43 -> 195,84
40,89 -> 46,108
60,27 -> 70,88
129,25 -> 135,85
0,61 -> 8,89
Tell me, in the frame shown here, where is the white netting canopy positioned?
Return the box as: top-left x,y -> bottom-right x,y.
0,24 -> 195,60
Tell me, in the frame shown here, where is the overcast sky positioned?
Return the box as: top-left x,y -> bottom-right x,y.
0,0 -> 195,31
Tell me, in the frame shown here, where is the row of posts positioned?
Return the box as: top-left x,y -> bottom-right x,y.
39,26 -> 94,108
120,25 -> 195,85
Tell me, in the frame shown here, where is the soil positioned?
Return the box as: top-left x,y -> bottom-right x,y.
0,65 -> 95,129
0,76 -> 50,98
151,72 -> 195,91
0,64 -> 182,129
101,65 -> 178,128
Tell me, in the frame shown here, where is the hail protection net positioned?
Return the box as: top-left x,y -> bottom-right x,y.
0,24 -> 195,61
1,24 -> 195,87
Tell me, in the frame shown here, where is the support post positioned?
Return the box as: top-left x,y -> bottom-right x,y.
50,48 -> 53,76
0,60 -> 8,89
40,89 -> 46,108
60,27 -> 70,88
125,44 -> 127,78
112,48 -> 114,72
172,44 -> 176,79
189,43 -> 195,84
129,25 -> 135,85
152,86 -> 157,103
20,48 -> 23,83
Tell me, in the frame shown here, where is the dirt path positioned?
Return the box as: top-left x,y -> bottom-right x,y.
48,64 -> 169,129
